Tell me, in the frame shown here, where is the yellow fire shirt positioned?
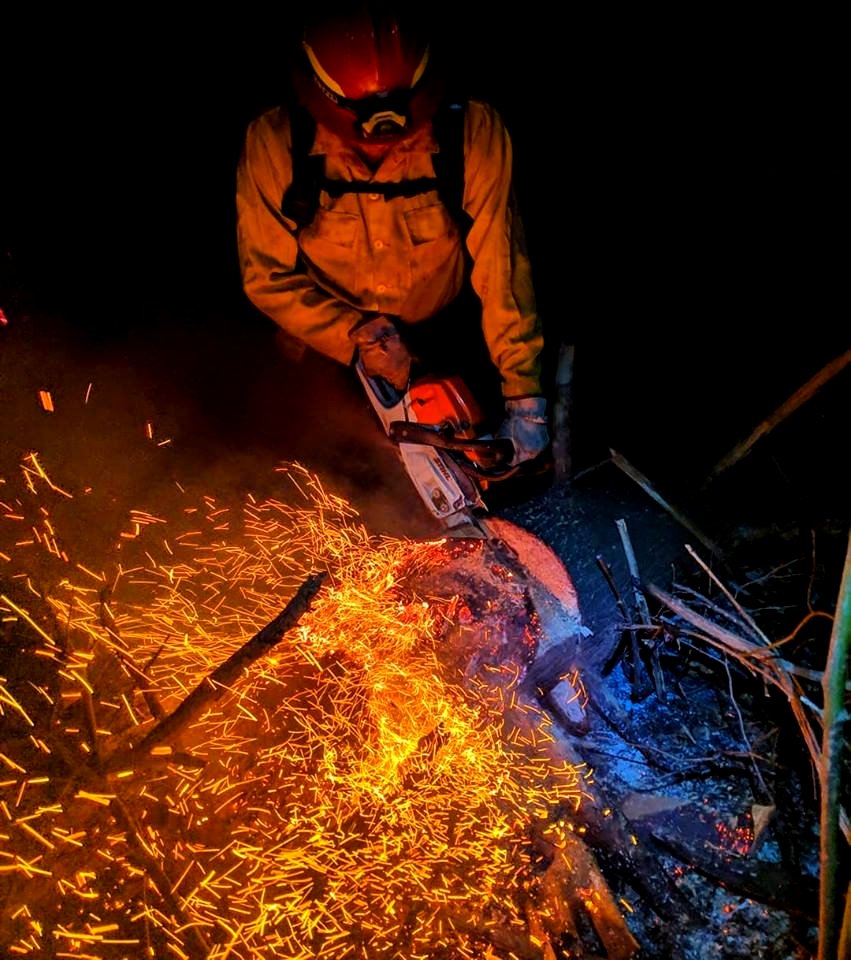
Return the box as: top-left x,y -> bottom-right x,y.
236,99 -> 543,397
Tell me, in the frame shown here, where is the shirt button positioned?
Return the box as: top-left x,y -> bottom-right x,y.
376,284 -> 387,293
374,240 -> 384,250
368,193 -> 380,200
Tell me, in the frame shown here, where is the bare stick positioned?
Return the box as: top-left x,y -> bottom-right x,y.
553,343 -> 575,483
596,554 -> 631,623
596,554 -> 642,693
616,520 -> 653,625
818,533 -> 851,960
703,348 -> 851,488
609,449 -> 721,557
617,518 -> 665,699
105,572 -> 327,771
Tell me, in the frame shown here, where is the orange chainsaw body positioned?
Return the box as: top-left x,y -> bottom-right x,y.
406,376 -> 482,436
405,376 -> 498,468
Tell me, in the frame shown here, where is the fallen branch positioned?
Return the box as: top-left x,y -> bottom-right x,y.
702,348 -> 851,488
647,583 -> 823,762
105,571 -> 327,772
684,544 -> 768,644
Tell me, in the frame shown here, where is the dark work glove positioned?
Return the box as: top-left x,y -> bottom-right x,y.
497,397 -> 550,465
350,315 -> 411,392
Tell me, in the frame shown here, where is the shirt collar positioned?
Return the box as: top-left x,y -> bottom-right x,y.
309,122 -> 438,159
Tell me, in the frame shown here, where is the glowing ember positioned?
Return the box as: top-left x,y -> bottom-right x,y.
0,458 -> 588,958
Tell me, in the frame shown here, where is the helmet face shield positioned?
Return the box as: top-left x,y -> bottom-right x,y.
296,6 -> 441,146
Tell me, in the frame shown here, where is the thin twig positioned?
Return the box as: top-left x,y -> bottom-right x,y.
735,558 -> 801,595
685,544 -> 769,644
672,581 -> 761,640
722,656 -> 772,801
759,609 -> 835,655
596,554 -> 630,624
571,457 -> 613,482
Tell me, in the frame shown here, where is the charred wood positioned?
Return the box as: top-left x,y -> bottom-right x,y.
650,828 -> 819,922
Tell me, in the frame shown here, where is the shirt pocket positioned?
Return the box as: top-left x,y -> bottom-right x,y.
403,203 -> 457,246
299,209 -> 360,298
302,209 -> 359,249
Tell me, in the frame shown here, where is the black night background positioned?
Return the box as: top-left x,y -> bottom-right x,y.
3,7 -> 845,464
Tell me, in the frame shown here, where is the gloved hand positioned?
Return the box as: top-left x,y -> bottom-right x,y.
350,315 -> 411,392
497,397 -> 550,465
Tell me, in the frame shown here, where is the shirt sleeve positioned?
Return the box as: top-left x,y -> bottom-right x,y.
235,107 -> 361,365
462,102 -> 544,398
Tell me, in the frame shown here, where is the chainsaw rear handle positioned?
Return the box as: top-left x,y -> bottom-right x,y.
388,421 -> 515,470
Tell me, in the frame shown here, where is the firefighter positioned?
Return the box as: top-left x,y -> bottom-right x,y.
236,4 -> 549,465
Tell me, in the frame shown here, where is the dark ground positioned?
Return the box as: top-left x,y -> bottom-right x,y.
1,7 -> 848,958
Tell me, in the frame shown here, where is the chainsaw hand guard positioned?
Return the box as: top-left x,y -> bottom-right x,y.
388,421 -> 514,471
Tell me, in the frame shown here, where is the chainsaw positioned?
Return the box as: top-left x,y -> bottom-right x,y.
356,364 -> 543,530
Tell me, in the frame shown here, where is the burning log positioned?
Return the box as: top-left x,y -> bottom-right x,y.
401,520 -> 700,950
649,826 -> 819,921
